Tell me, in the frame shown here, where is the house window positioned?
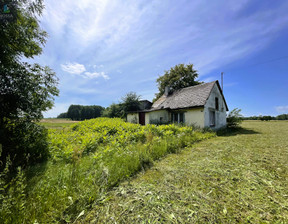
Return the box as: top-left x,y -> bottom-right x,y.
173,113 -> 178,122
210,110 -> 215,127
172,112 -> 185,123
215,97 -> 219,110
180,113 -> 184,123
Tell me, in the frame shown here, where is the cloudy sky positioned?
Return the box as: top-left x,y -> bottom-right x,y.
37,0 -> 288,117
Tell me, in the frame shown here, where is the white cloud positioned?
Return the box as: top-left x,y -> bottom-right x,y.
42,0 -> 288,77
41,0 -> 147,48
84,72 -> 110,80
61,62 -> 109,80
93,64 -> 104,69
275,106 -> 288,113
61,62 -> 86,74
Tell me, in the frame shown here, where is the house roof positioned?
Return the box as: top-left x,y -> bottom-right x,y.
151,80 -> 228,111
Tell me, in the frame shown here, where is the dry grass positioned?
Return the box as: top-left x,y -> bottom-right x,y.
82,121 -> 288,223
39,118 -> 78,129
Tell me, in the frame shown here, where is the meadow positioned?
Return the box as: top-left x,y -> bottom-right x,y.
83,121 -> 288,223
39,118 -> 79,129
1,119 -> 287,223
0,118 -> 214,223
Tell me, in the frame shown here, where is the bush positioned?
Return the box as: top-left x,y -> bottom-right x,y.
0,119 -> 49,171
227,108 -> 243,128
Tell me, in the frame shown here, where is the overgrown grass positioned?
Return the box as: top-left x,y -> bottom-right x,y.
0,118 -> 213,223
82,121 -> 288,223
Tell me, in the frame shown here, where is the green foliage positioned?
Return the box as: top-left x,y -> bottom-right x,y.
154,63 -> 202,101
1,120 -> 49,169
244,114 -> 288,120
102,92 -> 141,118
65,105 -> 104,121
57,112 -> 68,118
0,118 -> 214,223
0,0 -> 59,169
0,163 -> 27,224
259,115 -> 273,121
121,91 -> 141,113
102,103 -> 124,118
226,108 -> 243,128
276,114 -> 288,120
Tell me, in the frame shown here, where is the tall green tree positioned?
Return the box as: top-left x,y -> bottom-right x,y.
0,0 -> 59,169
154,63 -> 201,101
121,92 -> 141,114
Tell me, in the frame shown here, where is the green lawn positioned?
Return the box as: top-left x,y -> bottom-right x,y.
83,121 -> 288,223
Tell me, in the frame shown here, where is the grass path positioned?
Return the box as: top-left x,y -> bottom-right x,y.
82,121 -> 288,223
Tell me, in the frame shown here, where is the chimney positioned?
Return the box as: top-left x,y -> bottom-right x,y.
164,86 -> 170,96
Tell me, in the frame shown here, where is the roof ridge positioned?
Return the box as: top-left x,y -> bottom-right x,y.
171,80 -> 216,93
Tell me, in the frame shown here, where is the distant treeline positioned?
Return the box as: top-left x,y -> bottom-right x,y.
57,103 -> 131,121
243,114 -> 288,121
57,92 -> 141,121
58,105 -> 105,121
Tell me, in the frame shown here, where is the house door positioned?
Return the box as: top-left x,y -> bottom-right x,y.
139,112 -> 145,125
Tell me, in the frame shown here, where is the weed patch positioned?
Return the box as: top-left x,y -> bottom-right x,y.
83,121 -> 288,223
0,118 -> 213,223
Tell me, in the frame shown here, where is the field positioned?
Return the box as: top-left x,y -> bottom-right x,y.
39,118 -> 78,129
1,119 -> 287,223
83,121 -> 288,223
0,118 -> 214,223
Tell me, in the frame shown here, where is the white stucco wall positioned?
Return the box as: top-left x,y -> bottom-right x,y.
145,113 -> 150,125
146,110 -> 170,124
185,108 -> 205,128
127,113 -> 139,124
204,84 -> 227,129
145,108 -> 204,127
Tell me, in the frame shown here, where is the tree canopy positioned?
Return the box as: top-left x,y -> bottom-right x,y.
102,103 -> 124,118
102,92 -> 141,119
0,0 -> 59,168
60,105 -> 105,121
121,92 -> 141,113
154,63 -> 201,101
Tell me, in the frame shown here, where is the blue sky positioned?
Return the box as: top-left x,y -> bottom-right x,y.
37,0 -> 288,118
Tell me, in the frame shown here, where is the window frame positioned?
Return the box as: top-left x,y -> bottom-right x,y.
209,110 -> 216,127
215,97 -> 219,111
171,112 -> 185,124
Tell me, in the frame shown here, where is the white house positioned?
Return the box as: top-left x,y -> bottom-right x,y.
127,81 -> 229,129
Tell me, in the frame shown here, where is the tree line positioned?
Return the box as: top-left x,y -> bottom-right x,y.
58,105 -> 105,121
57,92 -> 141,120
243,114 -> 288,121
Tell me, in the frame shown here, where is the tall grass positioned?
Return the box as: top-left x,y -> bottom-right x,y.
0,118 -> 214,223
82,121 -> 288,223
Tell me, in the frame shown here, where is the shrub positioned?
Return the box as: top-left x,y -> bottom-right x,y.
227,108 -> 243,128
0,120 -> 50,171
